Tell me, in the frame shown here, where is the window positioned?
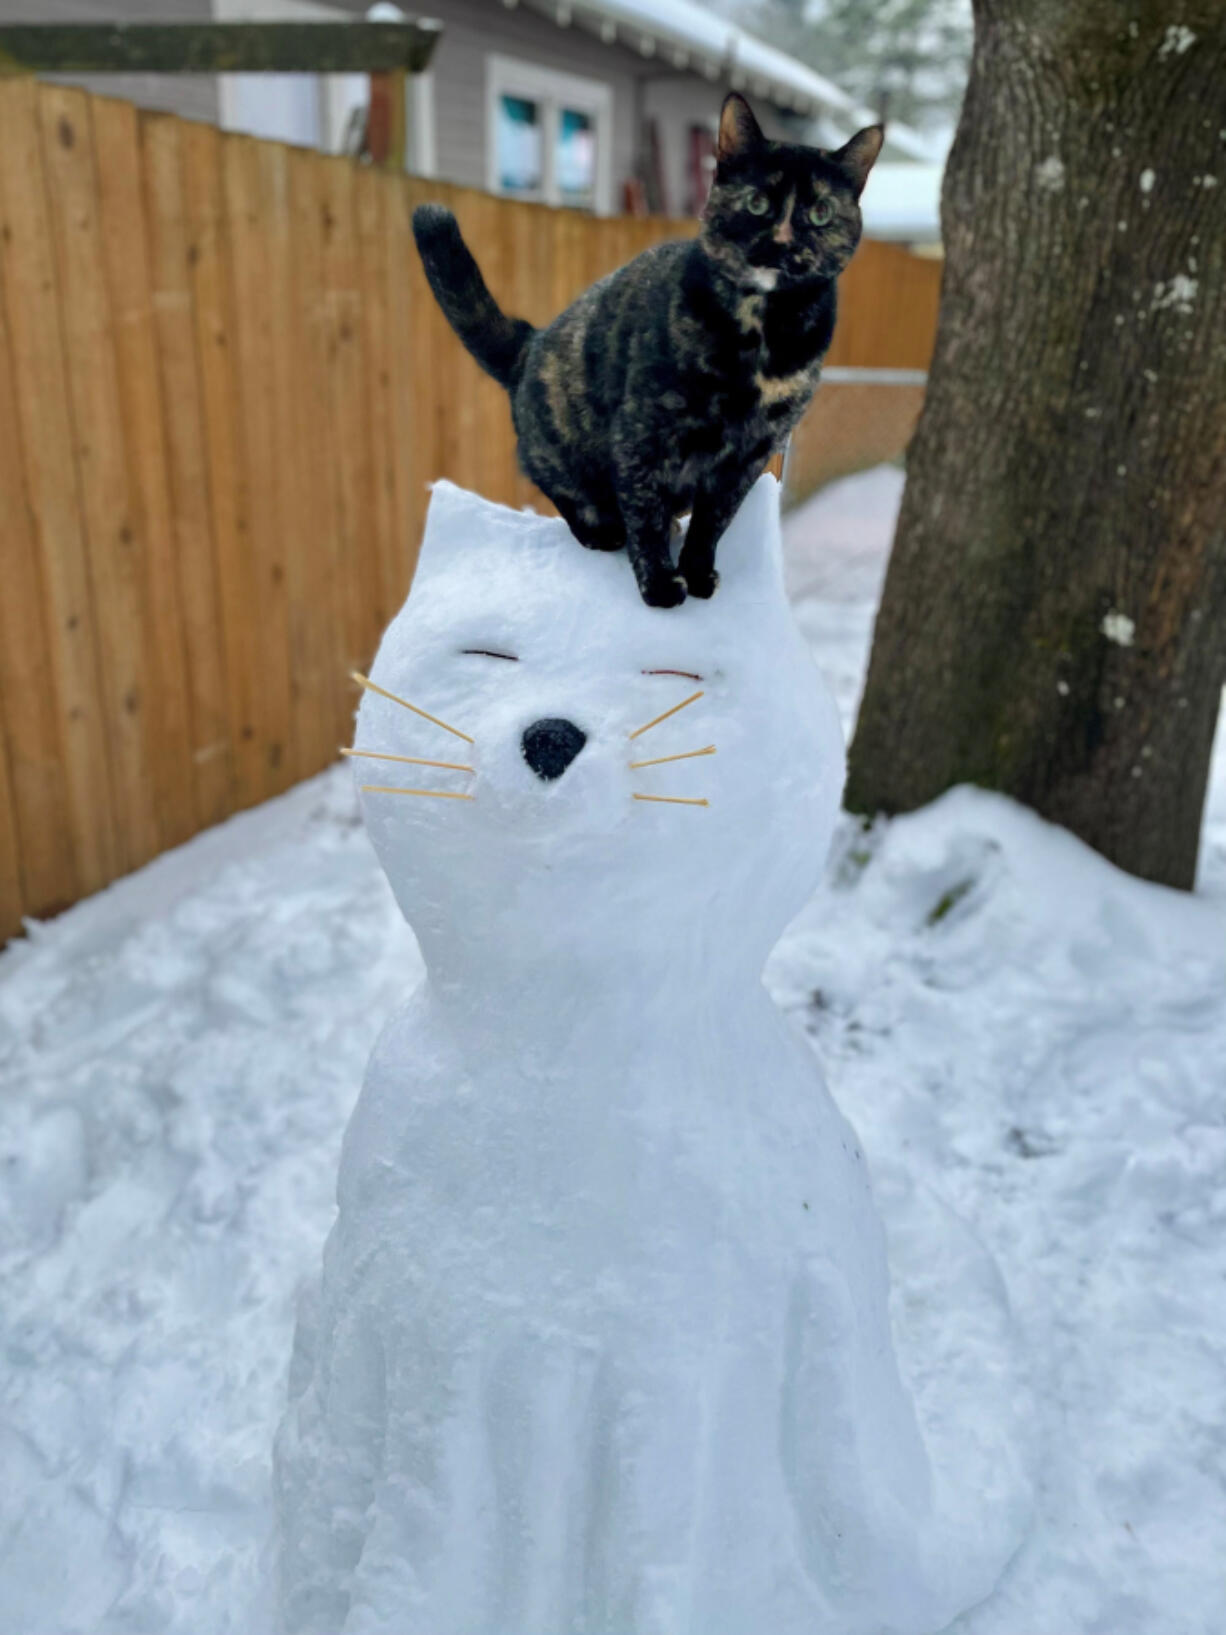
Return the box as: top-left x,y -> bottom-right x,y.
486,56 -> 612,214
497,94 -> 544,195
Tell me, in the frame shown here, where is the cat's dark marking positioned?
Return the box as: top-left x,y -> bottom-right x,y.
412,95 -> 882,608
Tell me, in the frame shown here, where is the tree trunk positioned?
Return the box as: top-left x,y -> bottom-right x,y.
845,0 -> 1226,889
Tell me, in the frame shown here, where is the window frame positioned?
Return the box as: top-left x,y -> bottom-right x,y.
485,53 -> 613,215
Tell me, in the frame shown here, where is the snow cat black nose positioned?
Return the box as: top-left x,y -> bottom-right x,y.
521,718 -> 587,781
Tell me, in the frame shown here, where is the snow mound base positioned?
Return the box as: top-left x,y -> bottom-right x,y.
273,477 -> 1030,1634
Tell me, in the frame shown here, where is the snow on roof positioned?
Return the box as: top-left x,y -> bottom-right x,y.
519,0 -> 939,163
859,162 -> 943,243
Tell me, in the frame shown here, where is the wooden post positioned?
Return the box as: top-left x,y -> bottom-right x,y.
0,23 -> 439,77
365,69 -> 406,171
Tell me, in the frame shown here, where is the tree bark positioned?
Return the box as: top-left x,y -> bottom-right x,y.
845,0 -> 1226,889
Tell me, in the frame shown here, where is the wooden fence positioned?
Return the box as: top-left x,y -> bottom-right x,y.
0,79 -> 940,944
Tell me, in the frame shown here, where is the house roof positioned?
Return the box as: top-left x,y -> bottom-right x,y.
515,0 -> 938,162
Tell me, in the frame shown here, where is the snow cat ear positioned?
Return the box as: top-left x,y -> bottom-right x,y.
711,472 -> 784,594
412,480 -> 560,592
406,479 -> 590,615
718,93 -> 766,163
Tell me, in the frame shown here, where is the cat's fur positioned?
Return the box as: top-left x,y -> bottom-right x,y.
412,94 -> 883,608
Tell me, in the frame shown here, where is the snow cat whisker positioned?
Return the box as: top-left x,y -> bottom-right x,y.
350,671 -> 474,745
628,745 -> 716,769
343,747 -> 475,773
627,690 -> 705,741
361,785 -> 475,801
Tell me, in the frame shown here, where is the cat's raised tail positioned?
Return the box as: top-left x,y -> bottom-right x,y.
412,204 -> 535,389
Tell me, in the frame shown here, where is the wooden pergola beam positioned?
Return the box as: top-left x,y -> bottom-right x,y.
0,22 -> 441,77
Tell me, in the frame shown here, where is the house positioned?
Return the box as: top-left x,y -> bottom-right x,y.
11,0 -> 939,233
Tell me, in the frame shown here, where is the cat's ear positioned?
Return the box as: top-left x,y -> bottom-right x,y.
710,472 -> 784,593
718,93 -> 765,163
830,125 -> 885,198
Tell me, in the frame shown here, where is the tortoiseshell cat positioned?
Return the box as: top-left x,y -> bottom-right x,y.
412,94 -> 882,608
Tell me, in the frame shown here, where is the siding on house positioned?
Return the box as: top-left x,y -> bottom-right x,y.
404,0 -> 794,216
0,0 -> 220,124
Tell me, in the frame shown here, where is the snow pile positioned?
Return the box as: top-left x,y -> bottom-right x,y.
0,774 -> 415,1634
0,467 -> 1223,1632
771,781 -> 1226,1633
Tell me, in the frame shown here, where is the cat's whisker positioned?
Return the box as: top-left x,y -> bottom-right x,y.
350,671 -> 474,745
628,745 -> 716,770
628,690 -> 704,741
361,785 -> 475,801
632,793 -> 710,808
343,748 -> 475,774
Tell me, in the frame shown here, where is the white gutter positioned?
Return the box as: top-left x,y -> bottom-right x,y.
512,0 -> 938,161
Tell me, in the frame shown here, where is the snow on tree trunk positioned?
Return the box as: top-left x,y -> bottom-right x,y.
846,0 -> 1226,890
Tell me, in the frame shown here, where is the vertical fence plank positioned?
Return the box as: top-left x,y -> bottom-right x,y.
318,155 -> 380,680
0,232 -> 77,927
0,713 -> 23,942
272,142 -> 324,779
288,147 -> 350,761
39,84 -> 161,877
355,164 -> 398,634
384,176 -> 420,606
0,79 -> 118,899
92,93 -> 199,852
438,182 -> 473,492
549,204 -> 575,315
506,198 -> 551,512
141,113 -> 234,830
468,187 -> 515,504
404,175 -> 447,539
439,186 -> 482,492
490,194 -> 523,506
182,119 -> 265,811
224,133 -> 294,797
258,137 -> 321,786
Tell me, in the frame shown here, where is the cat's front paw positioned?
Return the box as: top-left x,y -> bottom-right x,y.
639,570 -> 689,609
683,565 -> 720,599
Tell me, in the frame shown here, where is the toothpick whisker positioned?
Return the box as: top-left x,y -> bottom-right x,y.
628,690 -> 704,741
343,747 -> 474,773
628,745 -> 716,770
350,671 -> 474,744
361,785 -> 475,801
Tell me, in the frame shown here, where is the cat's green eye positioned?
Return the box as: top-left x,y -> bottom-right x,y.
808,200 -> 834,227
746,192 -> 771,216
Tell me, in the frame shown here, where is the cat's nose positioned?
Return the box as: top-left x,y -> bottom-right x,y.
521,718 -> 587,781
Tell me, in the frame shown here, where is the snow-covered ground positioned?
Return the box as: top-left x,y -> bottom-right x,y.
2,467 -> 1224,1634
